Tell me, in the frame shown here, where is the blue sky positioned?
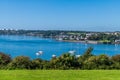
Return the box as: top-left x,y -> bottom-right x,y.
0,0 -> 120,31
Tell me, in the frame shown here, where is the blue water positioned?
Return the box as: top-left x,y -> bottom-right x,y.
0,35 -> 120,60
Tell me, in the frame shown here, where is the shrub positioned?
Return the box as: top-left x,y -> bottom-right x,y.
0,52 -> 11,65
111,55 -> 120,62
31,58 -> 43,69
8,56 -> 31,69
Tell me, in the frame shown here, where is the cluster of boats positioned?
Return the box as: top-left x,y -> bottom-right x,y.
36,50 -> 81,58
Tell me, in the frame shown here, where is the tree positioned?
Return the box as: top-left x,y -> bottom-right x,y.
82,47 -> 93,60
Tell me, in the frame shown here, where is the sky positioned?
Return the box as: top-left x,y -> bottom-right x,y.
0,0 -> 120,31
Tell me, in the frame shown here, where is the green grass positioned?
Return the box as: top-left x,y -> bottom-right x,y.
0,70 -> 119,80
99,40 -> 111,42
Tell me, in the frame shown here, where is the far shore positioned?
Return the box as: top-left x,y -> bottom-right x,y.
56,40 -> 115,44
59,40 -> 86,43
56,40 -> 100,44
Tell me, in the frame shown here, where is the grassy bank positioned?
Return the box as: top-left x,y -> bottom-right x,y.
0,70 -> 120,80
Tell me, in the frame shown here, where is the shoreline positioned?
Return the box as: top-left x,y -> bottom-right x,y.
58,40 -> 86,43
57,40 -> 98,44
56,40 -> 115,44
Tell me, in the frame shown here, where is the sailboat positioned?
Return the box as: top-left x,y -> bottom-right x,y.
68,50 -> 76,55
52,54 -> 56,58
36,50 -> 43,57
68,42 -> 76,55
75,55 -> 81,58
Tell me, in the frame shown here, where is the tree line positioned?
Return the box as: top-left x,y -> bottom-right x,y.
0,47 -> 120,70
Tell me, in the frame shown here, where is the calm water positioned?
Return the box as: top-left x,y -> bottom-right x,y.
0,35 -> 120,60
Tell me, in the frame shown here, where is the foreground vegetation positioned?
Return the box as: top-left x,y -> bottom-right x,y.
0,70 -> 120,80
0,47 -> 120,70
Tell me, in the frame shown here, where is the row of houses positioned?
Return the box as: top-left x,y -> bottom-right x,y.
56,33 -> 95,41
56,32 -> 120,44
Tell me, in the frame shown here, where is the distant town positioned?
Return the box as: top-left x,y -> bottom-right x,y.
0,29 -> 120,44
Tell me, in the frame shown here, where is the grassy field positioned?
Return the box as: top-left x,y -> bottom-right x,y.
0,70 -> 119,80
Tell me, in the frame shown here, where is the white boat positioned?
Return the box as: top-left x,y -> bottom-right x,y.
36,53 -> 40,56
52,54 -> 56,58
76,55 -> 81,58
36,50 -> 43,56
38,51 -> 43,55
68,50 -> 76,55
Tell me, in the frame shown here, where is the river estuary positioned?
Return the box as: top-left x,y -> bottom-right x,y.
0,35 -> 119,60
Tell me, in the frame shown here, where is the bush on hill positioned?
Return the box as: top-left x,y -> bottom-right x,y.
0,47 -> 120,70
